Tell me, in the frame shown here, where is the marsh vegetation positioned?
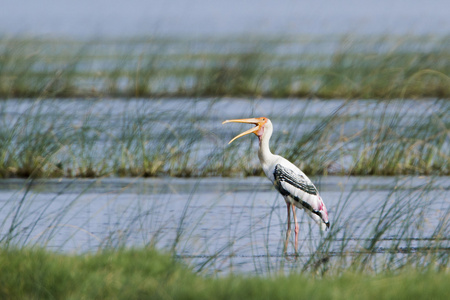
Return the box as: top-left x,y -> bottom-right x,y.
0,98 -> 448,179
0,34 -> 448,298
0,35 -> 449,99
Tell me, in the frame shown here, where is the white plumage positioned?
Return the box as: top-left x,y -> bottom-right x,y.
223,117 -> 329,252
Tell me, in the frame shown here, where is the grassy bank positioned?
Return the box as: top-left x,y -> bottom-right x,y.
0,35 -> 449,99
0,247 -> 448,299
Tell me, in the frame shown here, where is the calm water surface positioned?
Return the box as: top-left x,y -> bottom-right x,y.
0,176 -> 448,274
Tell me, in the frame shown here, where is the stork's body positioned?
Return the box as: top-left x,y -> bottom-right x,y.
223,117 -> 329,252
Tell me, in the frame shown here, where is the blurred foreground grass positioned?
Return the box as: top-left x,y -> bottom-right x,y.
0,247 -> 448,300
0,35 -> 449,99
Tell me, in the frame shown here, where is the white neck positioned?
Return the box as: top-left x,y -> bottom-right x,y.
257,127 -> 275,170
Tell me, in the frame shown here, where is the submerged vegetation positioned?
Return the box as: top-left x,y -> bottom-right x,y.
0,35 -> 449,99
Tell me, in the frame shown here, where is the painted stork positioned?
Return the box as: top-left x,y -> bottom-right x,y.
222,117 -> 330,252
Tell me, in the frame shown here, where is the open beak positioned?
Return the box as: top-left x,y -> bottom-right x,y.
222,118 -> 264,144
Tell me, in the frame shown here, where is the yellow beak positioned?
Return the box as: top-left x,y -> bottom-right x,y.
222,118 -> 265,144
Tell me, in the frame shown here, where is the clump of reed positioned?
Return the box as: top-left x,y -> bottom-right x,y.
0,98 -> 448,178
280,99 -> 449,176
0,35 -> 449,99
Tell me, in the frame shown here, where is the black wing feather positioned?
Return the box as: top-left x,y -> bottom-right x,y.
273,164 -> 318,195
273,164 -> 322,217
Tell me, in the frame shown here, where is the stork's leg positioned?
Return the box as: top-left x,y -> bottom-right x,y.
284,202 -> 291,253
292,205 -> 299,252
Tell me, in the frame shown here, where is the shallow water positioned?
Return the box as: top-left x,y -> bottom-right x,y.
0,176 -> 448,274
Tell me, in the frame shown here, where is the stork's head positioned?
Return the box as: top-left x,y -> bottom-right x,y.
222,117 -> 272,144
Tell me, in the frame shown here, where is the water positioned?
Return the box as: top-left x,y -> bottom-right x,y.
0,176 -> 448,274
0,97 -> 442,144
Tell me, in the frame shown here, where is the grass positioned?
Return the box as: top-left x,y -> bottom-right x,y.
0,247 -> 449,300
0,98 -> 448,178
0,35 -> 449,99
